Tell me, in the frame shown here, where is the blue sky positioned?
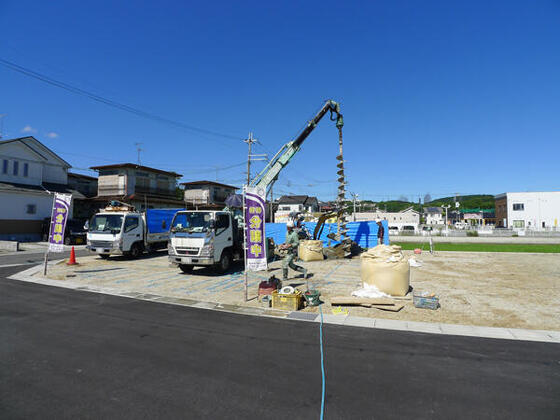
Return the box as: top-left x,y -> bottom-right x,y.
1,1 -> 559,202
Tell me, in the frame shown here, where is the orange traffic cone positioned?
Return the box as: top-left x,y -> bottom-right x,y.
67,246 -> 78,265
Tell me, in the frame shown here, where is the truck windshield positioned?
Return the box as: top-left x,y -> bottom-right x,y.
89,214 -> 124,234
172,212 -> 211,233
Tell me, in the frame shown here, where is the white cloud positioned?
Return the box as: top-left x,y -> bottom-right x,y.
46,132 -> 59,138
21,125 -> 37,134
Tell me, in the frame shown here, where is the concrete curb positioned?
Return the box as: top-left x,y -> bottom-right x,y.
8,264 -> 560,345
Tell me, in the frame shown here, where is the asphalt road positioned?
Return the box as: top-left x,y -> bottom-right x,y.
1,265 -> 559,419
0,247 -> 90,268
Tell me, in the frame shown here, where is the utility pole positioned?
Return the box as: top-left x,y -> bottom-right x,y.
351,193 -> 359,221
244,132 -> 268,185
244,132 -> 257,185
269,185 -> 273,223
442,205 -> 450,229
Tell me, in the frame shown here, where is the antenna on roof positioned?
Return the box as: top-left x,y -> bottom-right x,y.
134,142 -> 143,165
0,114 -> 6,139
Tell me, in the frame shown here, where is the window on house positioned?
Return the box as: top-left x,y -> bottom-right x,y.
513,203 -> 524,211
23,163 -> 29,177
13,161 -> 19,175
2,160 -> 7,174
26,204 -> 36,214
513,220 -> 525,228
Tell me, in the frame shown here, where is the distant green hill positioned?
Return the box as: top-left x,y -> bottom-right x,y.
426,194 -> 495,209
341,194 -> 495,214
374,200 -> 421,212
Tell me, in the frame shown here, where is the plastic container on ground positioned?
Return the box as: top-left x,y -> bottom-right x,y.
413,291 -> 439,310
272,290 -> 304,311
304,290 -> 321,306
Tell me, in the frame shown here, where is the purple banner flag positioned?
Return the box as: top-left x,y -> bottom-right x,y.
48,193 -> 72,252
244,186 -> 267,271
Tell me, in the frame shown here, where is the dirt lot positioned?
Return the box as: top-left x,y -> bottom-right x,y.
41,250 -> 560,330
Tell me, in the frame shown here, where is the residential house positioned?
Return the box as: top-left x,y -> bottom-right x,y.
0,136 -> 85,241
90,163 -> 183,210
181,181 -> 238,209
353,207 -> 420,232
67,173 -> 98,198
274,195 -> 319,222
67,173 -> 99,220
424,207 -> 444,225
494,192 -> 560,230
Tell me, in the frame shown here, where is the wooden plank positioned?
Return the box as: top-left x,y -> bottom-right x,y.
359,303 -> 404,312
330,296 -> 395,306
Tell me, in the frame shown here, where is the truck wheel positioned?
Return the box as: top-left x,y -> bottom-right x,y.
99,254 -> 110,259
129,243 -> 142,259
216,251 -> 231,273
179,264 -> 193,273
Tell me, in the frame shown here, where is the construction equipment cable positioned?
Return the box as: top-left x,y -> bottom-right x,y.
319,304 -> 326,420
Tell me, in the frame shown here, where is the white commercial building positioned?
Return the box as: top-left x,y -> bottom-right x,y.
495,191 -> 560,230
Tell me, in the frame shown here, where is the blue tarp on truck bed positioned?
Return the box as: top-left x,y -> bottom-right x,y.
265,220 -> 390,249
146,209 -> 183,234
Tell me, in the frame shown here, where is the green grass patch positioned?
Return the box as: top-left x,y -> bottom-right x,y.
392,242 -> 560,253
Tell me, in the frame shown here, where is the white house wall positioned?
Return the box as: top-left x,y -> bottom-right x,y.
0,157 -> 43,186
507,192 -> 560,230
0,191 -> 74,219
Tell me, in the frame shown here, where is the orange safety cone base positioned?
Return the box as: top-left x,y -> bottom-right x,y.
67,246 -> 78,265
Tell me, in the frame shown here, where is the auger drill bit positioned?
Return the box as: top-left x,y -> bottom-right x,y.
334,126 -> 352,257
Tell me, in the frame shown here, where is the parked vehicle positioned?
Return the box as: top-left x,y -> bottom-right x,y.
402,225 -> 417,233
388,226 -> 400,235
41,218 -> 88,245
86,202 -> 181,259
454,222 -> 469,230
421,226 -> 433,236
168,210 -> 244,273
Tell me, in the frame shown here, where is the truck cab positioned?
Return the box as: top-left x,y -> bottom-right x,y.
87,210 -> 145,258
168,210 -> 243,273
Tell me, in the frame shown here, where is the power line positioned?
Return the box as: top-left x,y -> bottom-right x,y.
0,58 -> 243,142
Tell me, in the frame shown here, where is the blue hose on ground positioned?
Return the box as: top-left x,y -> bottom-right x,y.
319,304 -> 325,420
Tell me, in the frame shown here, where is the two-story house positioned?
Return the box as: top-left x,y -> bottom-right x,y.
0,136 -> 86,241
90,163 -> 184,210
274,195 -> 319,222
67,173 -> 99,219
181,181 -> 238,209
424,207 -> 444,225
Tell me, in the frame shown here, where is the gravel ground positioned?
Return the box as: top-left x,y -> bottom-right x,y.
40,249 -> 560,330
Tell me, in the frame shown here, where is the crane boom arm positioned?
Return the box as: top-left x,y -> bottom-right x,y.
250,99 -> 343,192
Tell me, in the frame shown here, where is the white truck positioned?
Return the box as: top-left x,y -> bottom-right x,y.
168,210 -> 244,273
87,203 -> 182,259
